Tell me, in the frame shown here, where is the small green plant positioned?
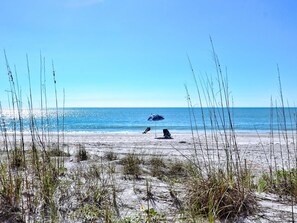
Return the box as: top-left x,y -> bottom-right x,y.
76,144 -> 88,161
41,167 -> 59,207
10,148 -> 25,169
186,170 -> 257,222
47,147 -> 70,157
0,163 -> 24,222
104,151 -> 118,161
121,153 -> 142,179
149,156 -> 166,178
72,204 -> 103,221
168,160 -> 188,179
119,207 -> 164,223
257,172 -> 270,192
258,169 -> 297,199
70,163 -> 115,222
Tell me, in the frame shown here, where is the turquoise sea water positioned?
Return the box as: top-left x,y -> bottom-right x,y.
2,107 -> 297,133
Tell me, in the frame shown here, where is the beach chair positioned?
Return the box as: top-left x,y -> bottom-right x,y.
163,129 -> 172,139
142,127 -> 151,134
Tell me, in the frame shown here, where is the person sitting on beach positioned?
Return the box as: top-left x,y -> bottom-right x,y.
163,129 -> 172,139
142,127 -> 151,134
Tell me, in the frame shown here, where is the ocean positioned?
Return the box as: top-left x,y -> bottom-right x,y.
2,107 -> 296,133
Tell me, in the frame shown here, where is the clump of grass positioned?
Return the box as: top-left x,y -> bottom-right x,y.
168,160 -> 188,179
41,166 -> 59,208
76,144 -> 88,161
183,39 -> 259,222
120,153 -> 142,179
149,156 -> 166,178
258,169 -> 297,199
0,205 -> 23,223
82,164 -> 102,179
69,164 -> 116,222
0,53 -> 70,222
72,204 -> 105,222
187,170 -> 257,221
47,147 -> 70,157
10,148 -> 25,169
0,164 -> 23,222
104,151 -> 118,161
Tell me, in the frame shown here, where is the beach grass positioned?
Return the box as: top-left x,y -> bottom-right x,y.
120,152 -> 142,179
75,144 -> 88,161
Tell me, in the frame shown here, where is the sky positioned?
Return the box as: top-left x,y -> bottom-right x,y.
0,0 -> 296,108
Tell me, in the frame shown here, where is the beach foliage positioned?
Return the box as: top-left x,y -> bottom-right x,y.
186,169 -> 257,221
10,148 -> 25,169
119,207 -> 164,223
148,156 -> 167,178
183,38 -> 258,221
47,147 -> 70,157
258,169 -> 297,199
104,150 -> 118,161
121,153 -> 142,179
168,160 -> 188,180
76,144 -> 88,161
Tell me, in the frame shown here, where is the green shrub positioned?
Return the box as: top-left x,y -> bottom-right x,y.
121,153 -> 141,178
168,160 -> 188,179
10,148 -> 25,169
104,151 -> 118,161
76,145 -> 88,161
149,156 -> 166,178
258,169 -> 297,199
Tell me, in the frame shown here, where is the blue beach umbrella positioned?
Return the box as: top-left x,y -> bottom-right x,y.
148,114 -> 164,121
148,114 -> 164,138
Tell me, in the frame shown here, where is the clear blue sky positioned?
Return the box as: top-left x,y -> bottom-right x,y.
0,0 -> 296,108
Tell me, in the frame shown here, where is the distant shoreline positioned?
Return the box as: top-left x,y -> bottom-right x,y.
2,107 -> 296,133
3,129 -> 273,136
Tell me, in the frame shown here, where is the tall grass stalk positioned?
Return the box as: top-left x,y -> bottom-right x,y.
43,57 -> 51,149
52,61 -> 59,152
277,67 -> 295,222
257,67 -> 297,223
62,88 -> 65,149
184,40 -> 257,221
187,56 -> 211,174
185,85 -> 204,173
27,55 -> 40,174
0,54 -> 67,221
52,61 -> 61,175
40,52 -> 45,147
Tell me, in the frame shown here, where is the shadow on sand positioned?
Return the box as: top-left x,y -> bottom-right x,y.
155,137 -> 173,140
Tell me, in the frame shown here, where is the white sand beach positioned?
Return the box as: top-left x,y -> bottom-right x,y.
1,131 -> 297,222
60,131 -> 294,171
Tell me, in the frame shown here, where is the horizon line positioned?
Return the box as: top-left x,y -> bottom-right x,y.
43,106 -> 297,109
